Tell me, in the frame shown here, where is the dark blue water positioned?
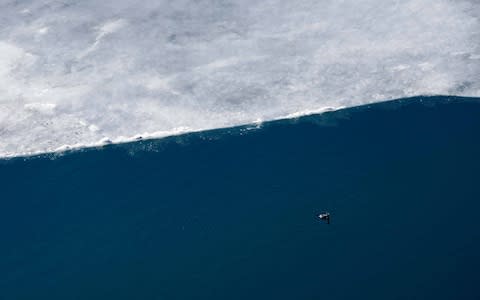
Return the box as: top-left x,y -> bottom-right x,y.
1,96 -> 479,300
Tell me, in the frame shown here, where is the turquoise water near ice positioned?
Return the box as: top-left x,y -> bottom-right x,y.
0,96 -> 479,299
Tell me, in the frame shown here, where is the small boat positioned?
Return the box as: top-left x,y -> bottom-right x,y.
318,212 -> 330,224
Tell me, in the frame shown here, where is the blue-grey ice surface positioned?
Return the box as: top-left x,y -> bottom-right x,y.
0,0 -> 479,157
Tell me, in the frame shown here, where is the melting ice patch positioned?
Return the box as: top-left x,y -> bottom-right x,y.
0,0 -> 479,157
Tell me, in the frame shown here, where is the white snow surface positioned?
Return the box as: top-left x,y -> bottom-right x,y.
0,0 -> 479,157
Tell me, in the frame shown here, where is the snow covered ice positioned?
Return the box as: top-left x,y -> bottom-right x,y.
0,0 -> 479,157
